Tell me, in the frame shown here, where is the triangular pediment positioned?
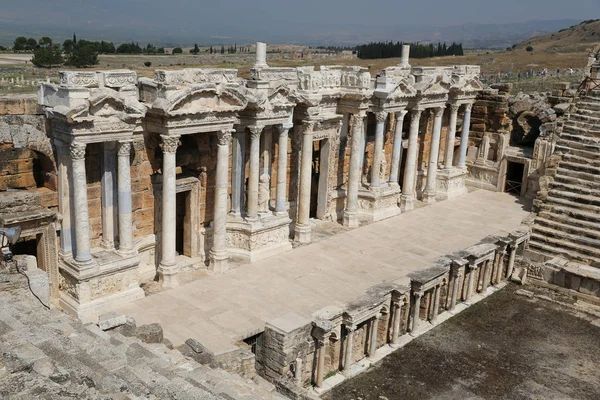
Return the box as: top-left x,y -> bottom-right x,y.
167,85 -> 247,115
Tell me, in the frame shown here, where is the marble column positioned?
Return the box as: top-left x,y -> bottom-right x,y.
400,108 -> 423,212
230,127 -> 246,217
261,129 -> 272,176
444,103 -> 460,169
295,122 -> 314,243
391,303 -> 402,346
483,260 -> 491,290
210,130 -> 232,273
450,272 -> 461,311
368,314 -> 380,358
55,140 -> 74,256
343,325 -> 355,372
457,103 -> 473,168
101,141 -> 117,250
423,106 -> 444,204
507,245 -> 517,279
116,140 -> 134,254
371,111 -> 388,187
431,285 -> 441,323
70,141 -> 92,264
315,335 -> 328,389
158,135 -> 180,289
466,265 -> 476,301
294,358 -> 303,387
275,124 -> 291,216
496,249 -> 507,284
411,292 -> 422,334
247,126 -> 262,221
389,110 -> 407,185
343,114 -> 364,228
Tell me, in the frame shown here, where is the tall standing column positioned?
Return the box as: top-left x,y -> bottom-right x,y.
431,285 -> 441,323
315,335 -> 329,389
55,140 -> 74,256
210,130 -> 232,273
466,265 -> 476,301
457,103 -> 473,168
101,141 -> 117,250
368,314 -> 380,358
423,106 -> 444,204
342,325 -> 355,372
507,245 -> 517,279
444,103 -> 460,169
70,141 -> 92,265
230,127 -> 246,217
450,271 -> 461,311
158,135 -> 180,289
391,302 -> 403,347
411,292 -> 422,334
371,111 -> 388,187
275,124 -> 291,216
116,140 -> 134,254
400,108 -> 423,212
247,126 -> 262,221
295,122 -> 314,243
389,110 -> 407,185
343,114 -> 365,228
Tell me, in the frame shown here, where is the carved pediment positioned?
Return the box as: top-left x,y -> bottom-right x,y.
159,84 -> 248,116
389,79 -> 418,99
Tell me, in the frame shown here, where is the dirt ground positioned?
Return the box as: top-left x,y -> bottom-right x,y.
324,285 -> 600,400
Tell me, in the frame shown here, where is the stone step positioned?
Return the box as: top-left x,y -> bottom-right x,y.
532,224 -> 600,251
560,132 -> 600,146
527,239 -> 596,265
529,232 -> 600,261
535,216 -> 600,241
538,210 -> 600,232
555,144 -> 600,160
575,101 -> 600,111
560,152 -> 600,168
555,166 -> 600,183
549,188 -> 600,207
538,200 -> 600,224
546,194 -> 600,214
556,138 -> 600,154
570,113 -> 600,125
562,124 -> 600,137
553,173 -> 600,190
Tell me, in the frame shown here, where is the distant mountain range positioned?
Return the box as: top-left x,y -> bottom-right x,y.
0,17 -> 582,49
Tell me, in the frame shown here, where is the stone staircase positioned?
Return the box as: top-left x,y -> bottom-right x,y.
529,91 -> 600,266
0,282 -> 286,400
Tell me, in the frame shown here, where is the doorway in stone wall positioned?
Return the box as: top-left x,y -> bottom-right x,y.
175,191 -> 188,255
505,161 -> 525,195
310,138 -> 331,219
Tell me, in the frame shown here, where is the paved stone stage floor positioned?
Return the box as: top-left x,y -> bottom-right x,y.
115,190 -> 530,355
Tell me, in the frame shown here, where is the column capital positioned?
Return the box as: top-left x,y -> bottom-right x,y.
434,106 -> 445,117
395,109 -> 408,121
217,129 -> 233,146
410,107 -> 424,118
375,111 -> 388,123
464,103 -> 473,112
413,291 -> 423,299
248,125 -> 264,139
449,103 -> 461,113
70,141 -> 86,160
374,312 -> 382,320
116,140 -> 132,156
160,134 -> 180,154
277,124 -> 293,135
350,114 -> 365,126
300,121 -> 316,135
345,324 -> 356,333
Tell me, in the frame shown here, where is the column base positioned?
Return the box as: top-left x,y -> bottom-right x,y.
436,168 -> 468,201
400,194 -> 415,212
226,214 -> 292,263
158,261 -> 180,289
342,210 -> 359,228
209,249 -> 229,274
357,183 -> 401,223
294,223 -> 311,244
422,190 -> 437,204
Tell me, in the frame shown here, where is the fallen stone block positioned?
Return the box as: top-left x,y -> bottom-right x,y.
515,289 -> 534,298
114,316 -> 137,337
179,338 -> 214,365
97,312 -> 127,331
135,323 -> 163,344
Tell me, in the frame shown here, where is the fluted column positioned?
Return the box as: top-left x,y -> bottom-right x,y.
101,141 -> 117,250
342,325 -> 355,372
389,110 -> 407,185
275,124 -> 291,216
391,302 -> 403,347
444,103 -> 460,169
343,114 -> 365,228
450,270 -> 461,311
158,135 -> 180,288
295,122 -> 314,243
116,140 -> 134,254
457,103 -> 473,168
70,141 -> 92,264
423,106 -> 444,204
230,127 -> 246,217
400,108 -> 423,212
210,130 -> 232,273
247,126 -> 262,221
371,111 -> 388,187
411,292 -> 422,334
368,314 -> 380,358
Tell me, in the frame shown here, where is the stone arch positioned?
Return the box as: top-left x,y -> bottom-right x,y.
511,111 -> 541,146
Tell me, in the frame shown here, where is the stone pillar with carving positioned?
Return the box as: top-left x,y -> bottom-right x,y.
401,108 -> 423,212
390,110 -> 407,185
371,111 -> 388,187
295,122 -> 314,243
247,126 -> 263,221
344,114 -> 365,228
70,141 -> 93,265
475,133 -> 490,165
444,103 -> 460,169
55,140 -> 74,256
116,140 -> 134,254
276,124 -> 291,216
210,130 -> 232,273
423,107 -> 444,204
457,103 -> 473,168
230,126 -> 246,217
158,135 -> 180,288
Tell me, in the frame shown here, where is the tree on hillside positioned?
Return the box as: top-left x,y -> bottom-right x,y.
192,43 -> 199,55
209,46 -> 213,54
172,47 -> 183,54
73,33 -> 77,44
32,45 -> 63,68
26,38 -> 37,50
220,45 -> 224,54
13,36 -> 27,51
63,39 -> 74,54
65,39 -> 98,68
38,37 -> 53,48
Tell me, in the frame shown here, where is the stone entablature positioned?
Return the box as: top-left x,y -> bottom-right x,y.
38,45 -> 483,322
